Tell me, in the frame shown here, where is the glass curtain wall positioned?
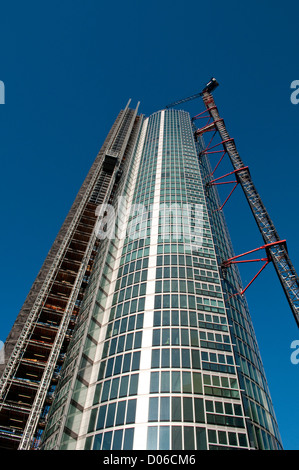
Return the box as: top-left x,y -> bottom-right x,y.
41,108 -> 282,451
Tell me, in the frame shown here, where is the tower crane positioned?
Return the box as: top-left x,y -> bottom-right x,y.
166,78 -> 299,328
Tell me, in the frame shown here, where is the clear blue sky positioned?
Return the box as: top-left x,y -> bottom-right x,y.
0,0 -> 298,450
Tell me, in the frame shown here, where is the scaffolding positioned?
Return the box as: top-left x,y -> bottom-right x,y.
0,101 -> 141,450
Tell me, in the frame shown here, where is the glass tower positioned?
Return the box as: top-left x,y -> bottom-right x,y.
0,104 -> 283,451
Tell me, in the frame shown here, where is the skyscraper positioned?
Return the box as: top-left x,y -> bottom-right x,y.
0,100 -> 283,451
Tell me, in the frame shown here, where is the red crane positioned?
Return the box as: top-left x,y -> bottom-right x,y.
166,78 -> 299,328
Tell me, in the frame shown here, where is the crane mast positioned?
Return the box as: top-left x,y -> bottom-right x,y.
166,79 -> 299,328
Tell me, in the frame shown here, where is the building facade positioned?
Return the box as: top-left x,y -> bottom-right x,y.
0,103 -> 282,451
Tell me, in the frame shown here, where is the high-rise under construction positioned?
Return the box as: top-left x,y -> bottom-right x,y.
0,83 -> 291,450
